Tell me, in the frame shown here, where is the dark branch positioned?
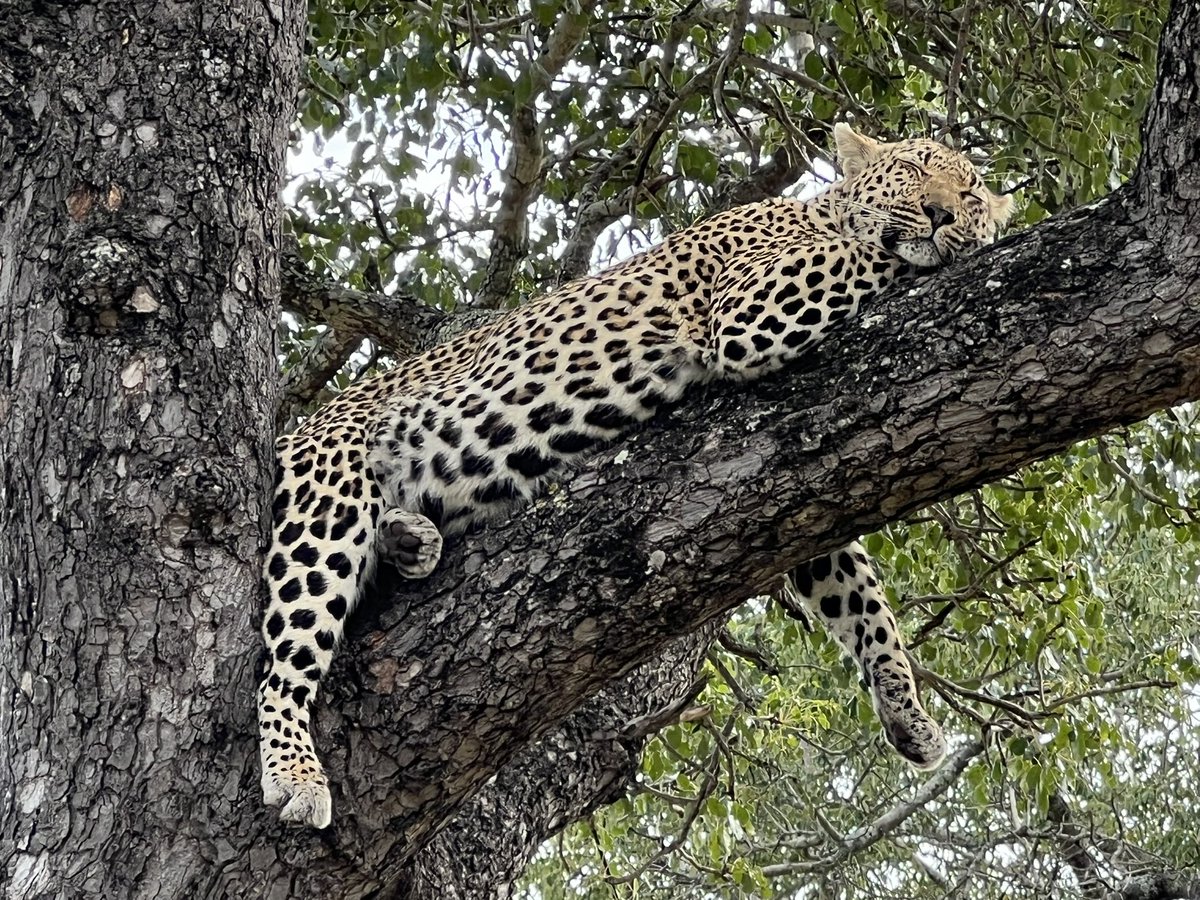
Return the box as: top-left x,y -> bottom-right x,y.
252,180 -> 1200,894
1109,869 -> 1200,900
398,629 -> 716,898
280,243 -> 501,358
245,4 -> 1200,892
278,327 -> 361,430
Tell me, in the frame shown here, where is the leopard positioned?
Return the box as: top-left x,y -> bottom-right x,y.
258,124 -> 1014,829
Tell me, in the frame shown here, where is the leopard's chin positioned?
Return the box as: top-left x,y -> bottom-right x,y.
893,239 -> 946,268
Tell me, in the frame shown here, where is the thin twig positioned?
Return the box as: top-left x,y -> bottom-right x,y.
717,629 -> 780,675
943,0 -> 975,144
707,651 -> 759,711
759,741 -> 986,877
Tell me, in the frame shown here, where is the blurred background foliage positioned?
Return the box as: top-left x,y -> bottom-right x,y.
284,1 -> 1197,896
290,0 -> 1163,310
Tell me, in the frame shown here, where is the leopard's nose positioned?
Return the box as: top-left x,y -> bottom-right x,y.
922,203 -> 955,233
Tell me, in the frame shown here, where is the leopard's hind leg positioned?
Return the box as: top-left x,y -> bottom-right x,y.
258,426 -> 390,828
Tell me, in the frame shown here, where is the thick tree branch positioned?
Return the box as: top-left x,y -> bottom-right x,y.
230,176 -> 1200,895
233,4 -> 1200,893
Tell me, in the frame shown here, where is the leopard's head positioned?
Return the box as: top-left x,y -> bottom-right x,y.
832,123 -> 1014,268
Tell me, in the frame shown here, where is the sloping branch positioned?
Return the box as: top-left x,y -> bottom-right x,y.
231,177 -> 1200,895
713,142 -> 814,211
760,740 -> 985,877
478,11 -> 592,308
280,244 -> 502,358
225,5 -> 1200,893
555,173 -> 676,284
1047,790 -> 1105,899
278,327 -> 362,430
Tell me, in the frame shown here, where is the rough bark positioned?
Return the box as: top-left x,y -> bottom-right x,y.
280,242 -> 487,359
1,1 -> 1198,899
278,327 -> 364,431
0,2 -> 303,897
396,627 -> 715,898
238,1 -> 1199,892
1106,870 -> 1200,900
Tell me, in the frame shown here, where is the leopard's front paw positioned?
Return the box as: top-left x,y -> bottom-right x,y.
378,508 -> 443,579
259,683 -> 333,828
870,666 -> 946,771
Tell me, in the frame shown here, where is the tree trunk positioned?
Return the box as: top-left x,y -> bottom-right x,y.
1,0 -> 1198,898
0,2 -> 302,897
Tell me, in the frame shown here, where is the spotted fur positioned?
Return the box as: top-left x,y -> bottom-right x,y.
259,124 -> 1014,827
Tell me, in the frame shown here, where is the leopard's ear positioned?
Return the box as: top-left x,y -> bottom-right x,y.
988,189 -> 1015,227
833,123 -> 884,180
